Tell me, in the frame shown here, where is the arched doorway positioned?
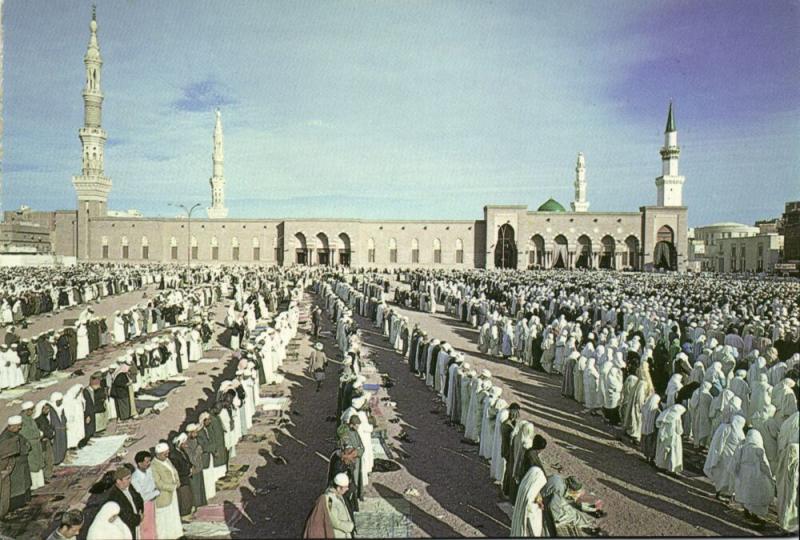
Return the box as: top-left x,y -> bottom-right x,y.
295,232 -> 308,265
316,232 -> 330,265
600,235 -> 616,269
529,234 -> 545,268
553,235 -> 568,269
576,235 -> 592,269
625,235 -> 640,270
654,225 -> 677,270
338,233 -> 351,266
494,224 -> 517,269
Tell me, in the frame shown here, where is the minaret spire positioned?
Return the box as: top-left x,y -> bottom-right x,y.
571,152 -> 589,212
655,101 -> 685,206
207,108 -> 229,219
72,8 -> 112,259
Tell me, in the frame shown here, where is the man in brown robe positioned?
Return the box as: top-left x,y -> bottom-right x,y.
0,416 -> 32,517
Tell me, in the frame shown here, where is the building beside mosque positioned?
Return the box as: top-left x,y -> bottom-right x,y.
5,11 -> 689,271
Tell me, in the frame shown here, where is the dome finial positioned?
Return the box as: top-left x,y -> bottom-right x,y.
665,100 -> 676,133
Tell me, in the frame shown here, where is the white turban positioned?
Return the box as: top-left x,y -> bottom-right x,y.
333,473 -> 350,487
352,396 -> 366,409
481,369 -> 492,379
7,416 -> 22,426
21,401 -> 34,411
186,423 -> 199,432
155,442 -> 170,454
173,433 -> 188,446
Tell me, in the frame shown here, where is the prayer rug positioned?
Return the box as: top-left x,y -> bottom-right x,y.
216,464 -> 250,491
193,502 -> 248,523
261,396 -> 289,411
63,435 -> 128,466
198,358 -> 219,364
181,521 -> 238,538
138,380 -> 184,398
354,496 -> 413,538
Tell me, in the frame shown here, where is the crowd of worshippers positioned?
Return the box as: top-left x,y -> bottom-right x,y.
0,285 -> 220,393
35,283 -> 303,540
0,264 -> 157,326
397,268 -> 800,533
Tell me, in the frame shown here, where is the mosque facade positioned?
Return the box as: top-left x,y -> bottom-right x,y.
12,12 -> 689,271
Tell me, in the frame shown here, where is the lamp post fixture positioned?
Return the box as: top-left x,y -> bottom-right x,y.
169,202 -> 202,268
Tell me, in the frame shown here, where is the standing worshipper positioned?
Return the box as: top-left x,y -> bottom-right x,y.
130,451 -> 158,540
703,415 -> 746,500
111,365 -> 136,421
654,404 -> 686,475
184,424 -> 208,509
732,429 -> 776,523
308,343 -> 328,392
34,401 -> 55,481
324,473 -> 356,538
0,416 -> 31,515
170,433 -> 196,518
89,372 -> 109,434
510,465 -> 547,537
776,439 -> 798,533
640,394 -> 661,465
337,415 -> 364,503
19,401 -> 45,491
48,392 -> 68,465
151,442 -> 183,539
63,384 -> 86,449
689,382 -> 714,450
106,466 -> 143,539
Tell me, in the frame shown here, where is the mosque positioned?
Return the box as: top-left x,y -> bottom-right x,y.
7,12 -> 688,271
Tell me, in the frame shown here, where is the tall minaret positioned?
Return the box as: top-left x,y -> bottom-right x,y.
207,109 -> 228,219
72,7 -> 112,260
571,152 -> 589,212
655,102 -> 685,206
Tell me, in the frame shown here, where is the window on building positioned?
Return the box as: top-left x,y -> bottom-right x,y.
411,238 -> 420,263
141,236 -> 149,260
233,246 -> 239,260
455,238 -> 464,264
367,237 -> 376,263
211,237 -> 219,260
433,238 -> 442,264
121,236 -> 129,259
171,246 -> 178,260
389,238 -> 397,263
102,245 -> 109,259
191,236 -> 198,260
252,237 -> 260,261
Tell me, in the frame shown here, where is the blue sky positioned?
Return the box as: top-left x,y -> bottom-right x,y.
3,0 -> 799,226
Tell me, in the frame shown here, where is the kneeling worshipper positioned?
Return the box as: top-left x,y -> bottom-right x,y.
86,502 -> 132,540
541,475 -> 597,536
151,441 -> 183,539
131,451 -> 159,540
0,415 -> 31,516
19,401 -> 45,490
510,465 -> 548,537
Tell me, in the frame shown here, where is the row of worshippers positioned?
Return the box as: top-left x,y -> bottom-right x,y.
0,263 -> 158,326
400,317 -> 604,537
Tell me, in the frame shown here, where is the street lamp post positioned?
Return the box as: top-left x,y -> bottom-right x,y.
170,202 -> 202,268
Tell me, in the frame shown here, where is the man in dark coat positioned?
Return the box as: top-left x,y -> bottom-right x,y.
48,393 -> 68,465
336,416 -> 364,502
105,466 -> 144,539
0,417 -> 31,517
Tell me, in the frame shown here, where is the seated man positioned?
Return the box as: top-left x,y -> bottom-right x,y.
541,475 -> 602,535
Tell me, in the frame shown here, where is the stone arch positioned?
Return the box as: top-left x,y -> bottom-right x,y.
654,225 -> 677,270
624,235 -> 640,270
552,234 -> 568,269
433,237 -> 442,264
494,223 -> 517,269
600,234 -> 616,269
576,234 -> 592,269
295,232 -> 308,265
529,234 -> 545,267
338,232 -> 352,267
411,238 -> 420,264
316,232 -> 331,265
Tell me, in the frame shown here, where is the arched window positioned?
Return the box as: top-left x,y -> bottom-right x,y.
232,236 -> 240,261
101,236 -> 109,259
191,236 -> 198,260
455,238 -> 464,264
252,237 -> 261,261
170,236 -> 178,260
141,236 -> 149,260
121,236 -> 129,260
389,238 -> 398,263
411,238 -> 420,264
433,238 -> 442,264
367,237 -> 376,264
211,236 -> 219,260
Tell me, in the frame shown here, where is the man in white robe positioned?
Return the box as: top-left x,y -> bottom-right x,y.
703,415 -> 746,499
732,429 -> 775,520
510,466 -> 547,537
654,404 -> 685,474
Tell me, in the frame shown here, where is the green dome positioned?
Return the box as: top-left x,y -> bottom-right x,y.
537,198 -> 566,212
